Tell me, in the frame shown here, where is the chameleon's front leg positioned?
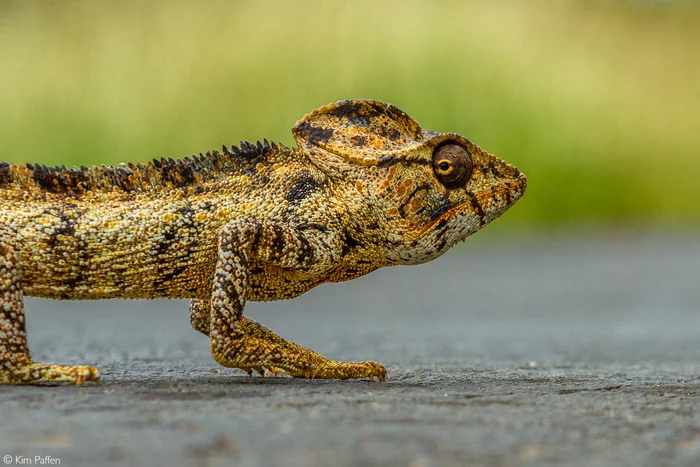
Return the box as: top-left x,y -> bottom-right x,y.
0,243 -> 99,386
190,299 -> 282,376
206,221 -> 386,381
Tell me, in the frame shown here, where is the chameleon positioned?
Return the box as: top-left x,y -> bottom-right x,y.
0,99 -> 526,386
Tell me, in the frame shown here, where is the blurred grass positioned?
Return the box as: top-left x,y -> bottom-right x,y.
0,0 -> 698,228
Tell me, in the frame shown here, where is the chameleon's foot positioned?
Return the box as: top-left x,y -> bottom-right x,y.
212,336 -> 316,378
296,359 -> 387,381
263,358 -> 387,381
216,346 -> 386,381
211,317 -> 386,381
1,362 -> 100,386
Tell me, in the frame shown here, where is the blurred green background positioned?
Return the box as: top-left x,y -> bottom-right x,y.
1,0 -> 698,230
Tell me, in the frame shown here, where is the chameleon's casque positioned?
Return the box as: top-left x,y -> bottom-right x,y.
0,99 -> 526,385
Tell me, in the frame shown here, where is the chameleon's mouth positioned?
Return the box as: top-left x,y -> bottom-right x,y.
411,169 -> 527,242
475,169 -> 527,225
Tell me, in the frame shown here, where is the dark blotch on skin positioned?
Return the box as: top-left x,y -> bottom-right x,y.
54,206 -> 88,295
295,121 -> 335,143
157,265 -> 186,287
296,235 -> 313,266
236,141 -> 269,163
434,218 -> 449,231
287,176 -> 322,203
398,183 -> 429,218
154,230 -> 177,258
31,166 -> 64,193
0,162 -> 11,186
350,135 -> 367,147
271,226 -> 286,256
343,267 -> 359,277
47,208 -> 77,249
465,191 -> 486,226
435,220 -> 451,242
481,162 -> 494,177
327,100 -> 419,137
330,101 -> 383,121
215,272 -> 235,295
503,182 -> 513,205
250,224 -> 263,254
153,207 -> 195,287
59,272 -> 87,299
297,223 -> 328,233
162,162 -> 196,188
376,155 -> 430,167
167,205 -> 195,254
97,166 -> 136,192
341,229 -> 362,256
178,205 -> 195,220
429,199 -> 451,222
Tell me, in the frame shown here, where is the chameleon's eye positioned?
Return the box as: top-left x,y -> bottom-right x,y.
432,143 -> 473,189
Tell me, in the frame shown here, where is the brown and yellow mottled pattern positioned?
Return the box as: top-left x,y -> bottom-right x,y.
0,100 -> 526,385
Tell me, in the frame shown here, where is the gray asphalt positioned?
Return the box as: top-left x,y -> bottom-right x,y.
1,232 -> 699,467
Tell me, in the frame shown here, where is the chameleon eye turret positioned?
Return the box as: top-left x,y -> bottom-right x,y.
432,143 -> 473,189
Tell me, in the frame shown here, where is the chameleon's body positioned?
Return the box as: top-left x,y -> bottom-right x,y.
0,100 -> 526,385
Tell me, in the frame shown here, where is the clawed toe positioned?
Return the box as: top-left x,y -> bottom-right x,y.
366,362 -> 387,382
75,367 -> 101,386
240,366 -> 265,377
239,365 -> 286,378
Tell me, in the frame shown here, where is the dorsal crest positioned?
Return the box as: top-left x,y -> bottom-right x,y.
292,100 -> 424,165
0,140 -> 283,195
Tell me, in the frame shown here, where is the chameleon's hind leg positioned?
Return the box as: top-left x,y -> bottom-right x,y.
0,243 -> 99,386
207,221 -> 386,381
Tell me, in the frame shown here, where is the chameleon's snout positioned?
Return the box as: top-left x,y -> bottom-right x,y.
506,162 -> 528,199
474,156 -> 527,225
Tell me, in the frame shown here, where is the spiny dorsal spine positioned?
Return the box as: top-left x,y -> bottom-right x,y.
0,140 -> 285,195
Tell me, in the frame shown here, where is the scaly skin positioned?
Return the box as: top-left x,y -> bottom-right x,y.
0,99 -> 526,385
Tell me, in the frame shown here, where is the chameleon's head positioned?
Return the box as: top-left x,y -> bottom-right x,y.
293,100 -> 527,265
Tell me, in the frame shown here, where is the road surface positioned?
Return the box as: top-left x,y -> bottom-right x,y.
1,233 -> 699,467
